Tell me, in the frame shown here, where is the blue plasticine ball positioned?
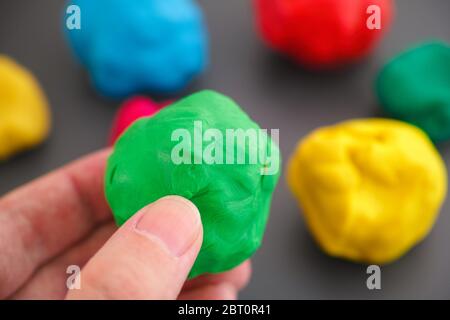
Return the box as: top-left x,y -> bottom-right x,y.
64,0 -> 208,98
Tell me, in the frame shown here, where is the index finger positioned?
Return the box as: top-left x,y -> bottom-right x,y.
0,148 -> 112,298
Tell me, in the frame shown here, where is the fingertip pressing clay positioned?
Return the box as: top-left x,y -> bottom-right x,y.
254,0 -> 393,68
0,56 -> 51,161
65,0 -> 208,98
287,119 -> 447,264
376,41 -> 450,142
108,96 -> 171,145
105,90 -> 281,277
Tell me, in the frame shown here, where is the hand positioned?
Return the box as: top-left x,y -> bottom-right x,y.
0,149 -> 251,300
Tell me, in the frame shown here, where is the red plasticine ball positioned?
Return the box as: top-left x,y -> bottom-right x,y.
254,0 -> 394,68
108,96 -> 171,145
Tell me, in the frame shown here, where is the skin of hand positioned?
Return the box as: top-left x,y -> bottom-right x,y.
0,149 -> 251,300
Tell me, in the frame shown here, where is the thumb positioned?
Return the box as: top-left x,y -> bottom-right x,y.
66,196 -> 203,300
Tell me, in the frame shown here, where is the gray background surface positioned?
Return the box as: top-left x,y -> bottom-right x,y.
1,0 -> 449,299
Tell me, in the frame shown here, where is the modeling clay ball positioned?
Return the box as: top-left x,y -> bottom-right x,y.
65,0 -> 208,98
105,90 -> 281,277
376,41 -> 450,142
287,119 -> 447,264
254,0 -> 393,67
0,56 -> 51,161
108,96 -> 171,145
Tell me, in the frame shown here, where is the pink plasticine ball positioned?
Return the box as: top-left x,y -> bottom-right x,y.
108,96 -> 171,145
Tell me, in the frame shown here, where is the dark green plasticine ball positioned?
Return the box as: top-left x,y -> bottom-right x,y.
105,90 -> 281,278
376,41 -> 450,142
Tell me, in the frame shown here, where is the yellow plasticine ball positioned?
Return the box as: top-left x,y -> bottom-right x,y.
287,119 -> 447,264
0,56 -> 51,160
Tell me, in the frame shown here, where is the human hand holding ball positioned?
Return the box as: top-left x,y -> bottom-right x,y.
0,150 -> 250,299
0,90 -> 277,299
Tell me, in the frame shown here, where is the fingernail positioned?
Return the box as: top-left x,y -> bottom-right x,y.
217,283 -> 238,301
134,196 -> 201,257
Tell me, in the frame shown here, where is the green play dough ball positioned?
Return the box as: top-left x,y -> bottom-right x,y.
376,41 -> 450,142
105,90 -> 281,278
